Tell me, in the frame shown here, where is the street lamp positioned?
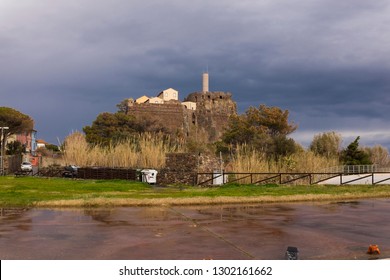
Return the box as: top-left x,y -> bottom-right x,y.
0,126 -> 9,175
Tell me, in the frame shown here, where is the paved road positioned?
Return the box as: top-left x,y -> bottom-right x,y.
0,199 -> 389,259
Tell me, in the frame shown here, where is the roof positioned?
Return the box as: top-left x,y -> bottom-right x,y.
36,139 -> 48,144
135,95 -> 150,104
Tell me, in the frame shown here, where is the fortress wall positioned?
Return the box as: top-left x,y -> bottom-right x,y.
128,103 -> 194,136
185,91 -> 237,142
127,91 -> 237,142
158,153 -> 222,185
185,92 -> 236,114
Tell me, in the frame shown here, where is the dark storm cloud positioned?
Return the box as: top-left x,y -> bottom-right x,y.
1,0 -> 390,148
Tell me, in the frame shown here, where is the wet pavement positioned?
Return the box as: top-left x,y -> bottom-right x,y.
1,199 -> 390,260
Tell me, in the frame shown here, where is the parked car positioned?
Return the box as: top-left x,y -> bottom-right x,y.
62,165 -> 78,178
21,162 -> 33,172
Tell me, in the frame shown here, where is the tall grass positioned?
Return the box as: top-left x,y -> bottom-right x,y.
228,144 -> 270,173
64,133 -> 339,177
228,144 -> 340,183
63,132 -> 183,168
230,144 -> 339,173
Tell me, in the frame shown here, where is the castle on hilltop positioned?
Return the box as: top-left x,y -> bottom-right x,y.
125,73 -> 237,142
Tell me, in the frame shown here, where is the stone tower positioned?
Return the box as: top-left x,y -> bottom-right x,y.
202,72 -> 209,92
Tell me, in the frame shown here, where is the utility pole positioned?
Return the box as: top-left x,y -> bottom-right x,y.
0,126 -> 9,175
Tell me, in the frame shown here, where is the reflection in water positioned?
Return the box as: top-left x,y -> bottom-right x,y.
84,208 -> 114,223
0,208 -> 32,233
1,208 -> 30,217
0,199 -> 389,260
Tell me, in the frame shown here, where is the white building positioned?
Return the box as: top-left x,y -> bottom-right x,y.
36,139 -> 47,149
182,101 -> 197,110
157,88 -> 179,101
147,97 -> 164,104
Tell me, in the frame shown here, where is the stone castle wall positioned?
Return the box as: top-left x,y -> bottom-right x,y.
185,91 -> 237,142
127,91 -> 237,142
158,153 -> 222,185
128,102 -> 194,138
184,91 -> 236,114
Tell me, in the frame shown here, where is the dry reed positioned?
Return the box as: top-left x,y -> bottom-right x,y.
230,144 -> 339,173
64,133 -> 339,177
229,144 -> 340,183
63,132 -> 183,168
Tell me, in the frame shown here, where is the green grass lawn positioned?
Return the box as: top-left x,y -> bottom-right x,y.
1,176 -> 390,207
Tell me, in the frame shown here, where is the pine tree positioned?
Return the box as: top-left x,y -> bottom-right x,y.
340,136 -> 372,165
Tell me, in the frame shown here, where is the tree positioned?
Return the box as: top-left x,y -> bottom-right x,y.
222,104 -> 297,158
246,105 -> 297,137
116,98 -> 133,114
6,141 -> 25,155
46,144 -> 60,152
83,112 -> 144,145
0,107 -> 34,155
364,145 -> 390,166
309,131 -> 342,158
222,114 -> 257,146
272,135 -> 298,157
340,136 -> 372,165
36,143 -> 61,157
0,107 -> 34,136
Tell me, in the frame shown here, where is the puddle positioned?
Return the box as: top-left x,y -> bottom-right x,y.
0,199 -> 389,260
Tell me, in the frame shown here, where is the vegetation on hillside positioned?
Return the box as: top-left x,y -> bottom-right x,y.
61,99 -> 389,171
220,104 -> 298,159
83,112 -> 143,146
2,101 -> 387,174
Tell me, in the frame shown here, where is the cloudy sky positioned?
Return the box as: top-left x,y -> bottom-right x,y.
1,0 -> 390,148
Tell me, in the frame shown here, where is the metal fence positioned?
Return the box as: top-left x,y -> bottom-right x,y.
12,163 -> 390,186
196,169 -> 390,186
320,165 -> 390,174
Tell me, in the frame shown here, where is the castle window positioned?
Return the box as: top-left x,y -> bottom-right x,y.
220,96 -> 223,99
208,95 -> 210,99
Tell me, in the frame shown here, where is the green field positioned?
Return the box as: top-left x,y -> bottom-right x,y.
1,176 -> 390,207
